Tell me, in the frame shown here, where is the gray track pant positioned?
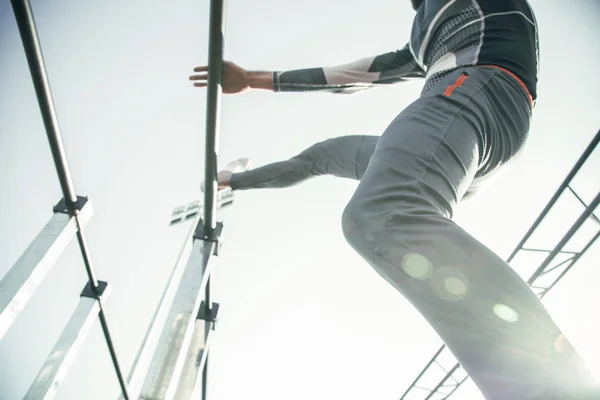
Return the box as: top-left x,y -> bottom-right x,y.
230,67 -> 599,399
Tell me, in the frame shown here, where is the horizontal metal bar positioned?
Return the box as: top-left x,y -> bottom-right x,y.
176,318 -> 215,399
124,191 -> 232,400
140,239 -> 215,400
122,214 -> 201,400
0,202 -> 93,340
24,287 -> 110,400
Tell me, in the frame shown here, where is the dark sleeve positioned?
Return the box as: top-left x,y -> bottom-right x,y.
273,44 -> 425,94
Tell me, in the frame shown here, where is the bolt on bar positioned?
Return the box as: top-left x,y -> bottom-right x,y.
10,0 -> 129,397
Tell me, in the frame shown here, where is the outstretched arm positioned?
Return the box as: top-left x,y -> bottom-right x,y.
189,44 -> 425,95
274,44 -> 425,94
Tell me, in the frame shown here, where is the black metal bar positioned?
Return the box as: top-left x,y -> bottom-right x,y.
528,190 -> 600,284
203,0 -> 226,238
201,3 -> 225,400
10,0 -> 77,208
98,305 -> 130,399
74,217 -> 100,289
400,345 -> 446,399
11,1 -> 130,397
507,128 -> 600,263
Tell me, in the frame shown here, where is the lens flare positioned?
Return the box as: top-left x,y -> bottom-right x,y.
401,253 -> 433,280
493,304 -> 519,323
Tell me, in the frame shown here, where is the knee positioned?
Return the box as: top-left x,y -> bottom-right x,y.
341,200 -> 387,255
294,146 -> 327,176
341,194 -> 441,258
341,201 -> 365,250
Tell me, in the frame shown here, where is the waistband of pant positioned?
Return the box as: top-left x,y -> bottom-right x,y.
477,65 -> 534,110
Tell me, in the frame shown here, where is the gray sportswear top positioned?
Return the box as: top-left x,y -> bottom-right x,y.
273,0 -> 539,102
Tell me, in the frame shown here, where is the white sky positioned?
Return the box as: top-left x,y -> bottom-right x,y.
1,1 -> 600,399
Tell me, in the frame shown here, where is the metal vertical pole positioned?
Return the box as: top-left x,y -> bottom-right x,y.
203,0 -> 226,237
202,2 -> 226,399
10,0 -> 77,208
10,1 -> 129,398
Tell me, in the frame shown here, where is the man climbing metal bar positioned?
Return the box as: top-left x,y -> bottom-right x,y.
190,1 -> 599,398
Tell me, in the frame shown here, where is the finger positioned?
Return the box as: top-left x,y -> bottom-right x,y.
193,66 -> 208,72
193,82 -> 207,87
189,73 -> 208,81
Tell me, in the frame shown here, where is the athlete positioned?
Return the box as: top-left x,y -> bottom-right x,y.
190,1 -> 599,398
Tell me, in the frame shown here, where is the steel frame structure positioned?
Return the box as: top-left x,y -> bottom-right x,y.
1,1 -> 130,398
3,1 -> 598,400
399,128 -> 600,400
1,0 -> 228,399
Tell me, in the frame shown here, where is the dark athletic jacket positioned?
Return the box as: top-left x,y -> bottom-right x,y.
273,0 -> 539,103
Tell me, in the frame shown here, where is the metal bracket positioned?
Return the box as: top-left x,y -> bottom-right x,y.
197,301 -> 219,325
53,196 -> 88,215
80,280 -> 109,299
194,219 -> 224,255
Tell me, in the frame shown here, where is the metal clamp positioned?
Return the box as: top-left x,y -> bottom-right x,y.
80,280 -> 109,299
194,219 -> 224,255
197,301 -> 219,325
53,196 -> 88,214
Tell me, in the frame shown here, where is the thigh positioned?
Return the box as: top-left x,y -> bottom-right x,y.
351,94 -> 481,219
301,135 -> 379,180
351,66 -> 530,218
